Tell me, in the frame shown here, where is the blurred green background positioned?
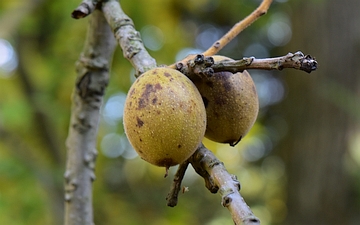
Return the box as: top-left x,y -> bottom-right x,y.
0,0 -> 359,224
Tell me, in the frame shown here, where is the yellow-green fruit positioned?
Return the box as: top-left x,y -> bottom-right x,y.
192,55 -> 259,146
123,67 -> 206,167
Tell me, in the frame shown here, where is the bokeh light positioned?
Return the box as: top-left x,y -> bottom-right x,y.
102,92 -> 127,126
243,43 -> 270,58
175,47 -> 202,62
252,72 -> 285,108
0,39 -> 18,76
101,133 -> 137,159
141,25 -> 165,51
267,13 -> 292,47
195,24 -> 222,50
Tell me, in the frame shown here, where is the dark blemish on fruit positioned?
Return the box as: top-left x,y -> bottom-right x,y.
202,97 -> 209,108
138,98 -> 146,109
155,83 -> 162,90
177,144 -> 182,148
152,69 -> 157,74
152,97 -> 158,104
138,83 -> 162,109
129,88 -> 136,96
136,117 -> 144,127
129,101 -> 132,107
156,110 -> 161,114
164,72 -> 171,77
144,84 -> 153,96
139,138 -> 143,142
216,72 -> 232,92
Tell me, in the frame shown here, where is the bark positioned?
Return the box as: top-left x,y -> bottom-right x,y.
102,0 -> 157,77
64,9 -> 116,225
275,0 -> 360,224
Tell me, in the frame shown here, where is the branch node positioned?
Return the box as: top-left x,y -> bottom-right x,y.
194,54 -> 205,65
71,0 -> 97,19
222,195 -> 233,207
113,18 -> 134,34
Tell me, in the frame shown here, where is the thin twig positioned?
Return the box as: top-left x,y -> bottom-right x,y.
71,0 -> 97,19
166,161 -> 190,207
102,0 -> 157,77
169,0 -> 273,69
202,0 -> 273,56
189,144 -> 260,225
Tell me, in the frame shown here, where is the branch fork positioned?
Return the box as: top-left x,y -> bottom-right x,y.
167,144 -> 260,225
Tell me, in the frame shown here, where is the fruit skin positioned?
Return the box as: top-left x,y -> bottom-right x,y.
123,67 -> 206,167
192,55 -> 259,146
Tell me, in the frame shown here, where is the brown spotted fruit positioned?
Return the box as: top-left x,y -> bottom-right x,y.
123,67 -> 206,168
192,55 -> 259,146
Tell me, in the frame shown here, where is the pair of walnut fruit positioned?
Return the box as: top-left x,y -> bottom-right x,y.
123,56 -> 259,168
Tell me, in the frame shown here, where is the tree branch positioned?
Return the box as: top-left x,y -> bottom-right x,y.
64,9 -> 116,225
102,0 -> 157,77
189,144 -> 260,225
166,144 -> 260,225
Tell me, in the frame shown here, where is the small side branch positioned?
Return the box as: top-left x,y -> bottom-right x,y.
213,51 -> 318,73
189,144 -> 260,225
166,161 -> 190,207
177,52 -> 317,80
72,0 -> 97,19
102,0 -> 157,77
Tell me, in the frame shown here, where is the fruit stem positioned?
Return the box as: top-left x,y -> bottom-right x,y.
164,166 -> 170,178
